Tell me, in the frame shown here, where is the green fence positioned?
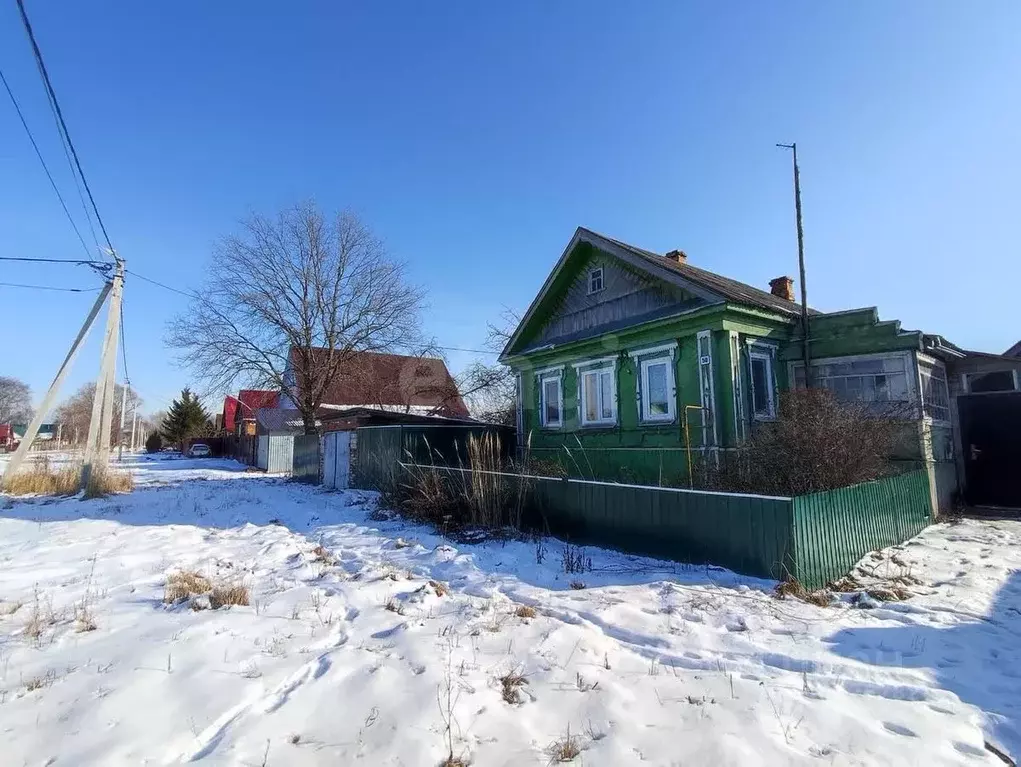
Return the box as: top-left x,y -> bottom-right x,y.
354,426 -> 933,589
791,469 -> 933,589
530,478 -> 795,581
354,424 -> 516,491
291,434 -> 321,481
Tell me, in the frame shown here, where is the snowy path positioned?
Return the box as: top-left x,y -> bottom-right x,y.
1,455 -> 1019,765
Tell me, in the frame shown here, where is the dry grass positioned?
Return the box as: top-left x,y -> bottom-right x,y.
209,583 -> 250,609
25,675 -> 48,692
164,571 -> 213,603
383,596 -> 406,615
429,580 -> 449,597
83,466 -> 133,499
514,604 -> 537,619
310,544 -> 335,565
438,758 -> 470,767
500,671 -> 529,704
1,601 -> 23,616
2,462 -> 81,496
774,580 -> 832,608
546,725 -> 582,762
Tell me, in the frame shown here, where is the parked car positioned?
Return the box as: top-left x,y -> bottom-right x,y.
188,443 -> 211,458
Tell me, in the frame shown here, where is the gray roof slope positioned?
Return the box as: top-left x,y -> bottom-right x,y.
588,228 -> 815,316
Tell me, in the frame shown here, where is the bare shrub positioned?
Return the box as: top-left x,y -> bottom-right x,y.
83,466 -> 133,499
705,388 -> 911,496
429,580 -> 450,597
164,571 -> 212,603
383,596 -> 406,615
210,583 -> 250,609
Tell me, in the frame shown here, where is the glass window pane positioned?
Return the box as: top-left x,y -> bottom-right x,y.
544,379 -> 559,424
584,372 -> 598,422
850,359 -> 884,374
886,373 -> 908,400
751,358 -> 768,415
970,371 -> 1015,393
647,362 -> 668,415
600,372 -> 613,419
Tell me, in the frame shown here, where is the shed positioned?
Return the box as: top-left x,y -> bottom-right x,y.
254,408 -> 317,473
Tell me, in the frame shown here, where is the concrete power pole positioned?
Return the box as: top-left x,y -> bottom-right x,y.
117,383 -> 128,461
3,282 -> 113,478
82,257 -> 125,488
130,409 -> 138,453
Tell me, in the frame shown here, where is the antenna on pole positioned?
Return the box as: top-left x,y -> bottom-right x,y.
776,142 -> 811,386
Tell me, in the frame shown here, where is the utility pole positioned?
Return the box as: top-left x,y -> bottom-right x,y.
3,282 -> 112,478
117,382 -> 128,461
130,409 -> 138,453
777,142 -> 811,386
82,256 -> 124,488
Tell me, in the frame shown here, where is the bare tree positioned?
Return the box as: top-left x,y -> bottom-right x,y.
456,308 -> 520,425
54,382 -> 142,447
168,203 -> 426,433
0,376 -> 34,424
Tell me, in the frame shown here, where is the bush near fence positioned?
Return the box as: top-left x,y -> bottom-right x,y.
352,424 -> 933,590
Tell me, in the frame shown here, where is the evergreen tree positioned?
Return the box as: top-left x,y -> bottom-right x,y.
145,431 -> 163,454
161,388 -> 212,448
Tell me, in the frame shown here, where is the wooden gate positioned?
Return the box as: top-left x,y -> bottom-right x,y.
322,431 -> 352,489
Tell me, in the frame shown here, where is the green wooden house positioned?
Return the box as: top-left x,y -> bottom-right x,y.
499,227 -> 1021,513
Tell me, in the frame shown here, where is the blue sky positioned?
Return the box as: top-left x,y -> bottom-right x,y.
1,2 -> 1018,415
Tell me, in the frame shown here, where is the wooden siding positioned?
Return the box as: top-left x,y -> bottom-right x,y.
535,254 -> 703,345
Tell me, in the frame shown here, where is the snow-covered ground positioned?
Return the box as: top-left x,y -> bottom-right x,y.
1,456 -> 1019,765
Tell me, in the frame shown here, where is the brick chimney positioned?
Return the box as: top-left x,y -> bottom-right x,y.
769,276 -> 795,302
665,249 -> 687,264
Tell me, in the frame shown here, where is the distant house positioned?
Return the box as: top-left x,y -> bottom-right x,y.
282,348 -> 469,419
0,423 -> 13,452
500,226 -> 1021,512
222,390 -> 280,437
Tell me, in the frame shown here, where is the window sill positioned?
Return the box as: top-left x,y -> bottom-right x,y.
640,417 -> 676,426
752,414 -> 776,422
580,422 -> 617,430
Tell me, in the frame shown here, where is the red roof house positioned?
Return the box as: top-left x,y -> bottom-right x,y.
223,390 -> 280,435
285,348 -> 469,418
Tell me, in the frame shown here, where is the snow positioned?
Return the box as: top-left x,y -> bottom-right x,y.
1,456 -> 1019,765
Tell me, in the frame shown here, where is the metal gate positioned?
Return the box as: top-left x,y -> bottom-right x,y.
959,392 -> 1021,507
321,431 -> 351,489
257,436 -> 269,470
292,435 -> 320,481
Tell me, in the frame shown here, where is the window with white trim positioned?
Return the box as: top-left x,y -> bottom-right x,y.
793,353 -> 912,414
579,364 -> 616,426
749,347 -> 776,419
588,268 -> 604,294
918,358 -> 950,422
640,357 -> 675,421
539,373 -> 562,428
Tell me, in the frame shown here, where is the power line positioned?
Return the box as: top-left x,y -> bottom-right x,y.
16,0 -> 115,257
0,66 -> 93,258
0,255 -> 107,264
435,345 -> 499,356
0,281 -> 100,292
126,269 -> 197,299
119,300 -> 131,384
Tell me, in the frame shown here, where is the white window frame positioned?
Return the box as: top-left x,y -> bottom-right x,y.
748,344 -> 776,420
588,267 -> 604,294
639,356 -> 675,422
536,367 -> 564,429
574,356 -> 617,427
916,353 -> 951,425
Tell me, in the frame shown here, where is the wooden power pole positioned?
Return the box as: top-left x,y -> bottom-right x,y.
777,142 -> 811,385
82,256 -> 125,488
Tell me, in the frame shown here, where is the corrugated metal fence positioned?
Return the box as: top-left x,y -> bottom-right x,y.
791,470 -> 932,589
354,424 -> 515,491
291,435 -> 320,481
353,427 -> 933,588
